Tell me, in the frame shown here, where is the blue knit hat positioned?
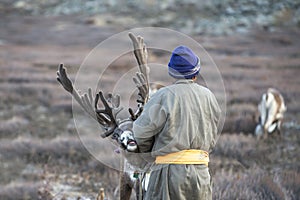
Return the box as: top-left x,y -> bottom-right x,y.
168,46 -> 201,79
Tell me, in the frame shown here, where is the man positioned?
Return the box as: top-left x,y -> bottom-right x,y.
133,46 -> 221,200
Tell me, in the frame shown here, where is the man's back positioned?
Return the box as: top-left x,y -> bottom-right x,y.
134,79 -> 220,155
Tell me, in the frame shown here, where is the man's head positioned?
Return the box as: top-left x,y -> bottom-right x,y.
168,46 -> 200,79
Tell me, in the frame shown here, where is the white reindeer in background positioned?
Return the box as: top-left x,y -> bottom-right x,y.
255,88 -> 287,138
57,33 -> 155,200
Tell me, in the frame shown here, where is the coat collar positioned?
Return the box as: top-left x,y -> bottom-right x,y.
175,79 -> 195,84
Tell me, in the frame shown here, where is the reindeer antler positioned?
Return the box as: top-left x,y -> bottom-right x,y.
56,63 -> 122,137
95,92 -> 123,137
56,64 -> 95,117
57,33 -> 150,139
128,33 -> 149,81
128,33 -> 150,120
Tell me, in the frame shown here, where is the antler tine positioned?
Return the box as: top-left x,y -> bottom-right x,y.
81,90 -> 96,117
94,92 -> 108,126
95,91 -> 123,138
57,63 -> 96,119
56,64 -> 73,93
128,32 -> 150,89
133,72 -> 148,104
109,93 -> 121,108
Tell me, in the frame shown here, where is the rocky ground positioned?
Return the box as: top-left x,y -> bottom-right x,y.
0,1 -> 300,200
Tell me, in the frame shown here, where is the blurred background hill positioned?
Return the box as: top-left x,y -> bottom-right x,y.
1,0 -> 300,35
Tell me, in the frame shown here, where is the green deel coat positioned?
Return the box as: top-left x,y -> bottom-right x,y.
133,79 -> 221,200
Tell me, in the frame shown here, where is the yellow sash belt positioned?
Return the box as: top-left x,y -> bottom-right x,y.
155,149 -> 209,166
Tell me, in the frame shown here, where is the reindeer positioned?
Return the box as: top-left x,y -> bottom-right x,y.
56,33 -> 155,200
255,88 -> 287,138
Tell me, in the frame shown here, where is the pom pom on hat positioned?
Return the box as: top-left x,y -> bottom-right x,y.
168,46 -> 201,79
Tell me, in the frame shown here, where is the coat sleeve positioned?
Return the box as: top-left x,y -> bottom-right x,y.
208,92 -> 222,151
210,92 -> 221,124
133,93 -> 167,153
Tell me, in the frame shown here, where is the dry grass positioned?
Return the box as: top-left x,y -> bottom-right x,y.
213,168 -> 300,200
0,182 -> 41,200
211,131 -> 300,200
